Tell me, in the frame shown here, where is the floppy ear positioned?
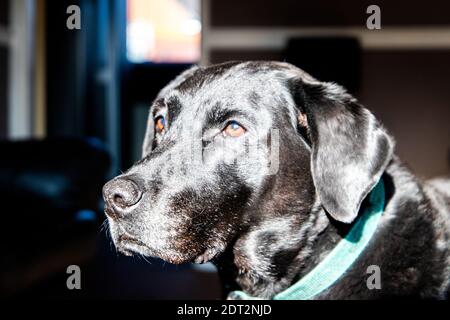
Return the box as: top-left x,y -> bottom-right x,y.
292,79 -> 394,223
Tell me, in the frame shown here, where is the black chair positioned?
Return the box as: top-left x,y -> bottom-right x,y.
0,137 -> 110,296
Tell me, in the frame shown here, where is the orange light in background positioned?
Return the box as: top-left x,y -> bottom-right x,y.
127,0 -> 201,63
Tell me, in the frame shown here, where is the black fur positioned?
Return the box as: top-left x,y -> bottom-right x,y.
103,61 -> 450,299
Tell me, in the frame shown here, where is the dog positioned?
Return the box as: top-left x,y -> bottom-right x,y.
103,61 -> 450,299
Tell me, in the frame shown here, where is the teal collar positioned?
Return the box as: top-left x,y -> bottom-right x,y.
231,178 -> 385,300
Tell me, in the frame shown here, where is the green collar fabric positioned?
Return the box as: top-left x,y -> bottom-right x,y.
230,178 -> 385,300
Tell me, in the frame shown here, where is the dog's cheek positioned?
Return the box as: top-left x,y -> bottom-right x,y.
166,177 -> 253,258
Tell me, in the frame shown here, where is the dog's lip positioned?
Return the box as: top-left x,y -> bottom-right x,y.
117,234 -> 151,256
117,234 -> 219,265
118,234 -> 146,247
193,254 -> 210,264
192,248 -> 220,264
117,235 -> 188,264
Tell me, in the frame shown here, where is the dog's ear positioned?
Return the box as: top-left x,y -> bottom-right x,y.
291,78 -> 394,223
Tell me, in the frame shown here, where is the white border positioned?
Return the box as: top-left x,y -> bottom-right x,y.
200,0 -> 211,65
206,27 -> 450,50
201,0 -> 450,66
8,0 -> 35,139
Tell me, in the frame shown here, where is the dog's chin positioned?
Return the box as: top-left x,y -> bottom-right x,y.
116,234 -> 223,265
116,235 -> 151,257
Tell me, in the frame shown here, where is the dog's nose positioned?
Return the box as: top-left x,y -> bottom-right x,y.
103,178 -> 143,215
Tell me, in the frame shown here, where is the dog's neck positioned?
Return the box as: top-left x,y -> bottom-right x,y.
215,204 -> 347,299
214,153 -> 357,299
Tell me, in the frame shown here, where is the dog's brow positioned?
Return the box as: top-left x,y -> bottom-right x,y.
166,96 -> 182,122
152,99 -> 165,115
151,96 -> 182,123
205,104 -> 250,126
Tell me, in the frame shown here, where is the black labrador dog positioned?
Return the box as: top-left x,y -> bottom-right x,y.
103,61 -> 450,299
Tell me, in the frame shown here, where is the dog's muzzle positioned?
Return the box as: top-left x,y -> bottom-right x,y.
103,178 -> 143,219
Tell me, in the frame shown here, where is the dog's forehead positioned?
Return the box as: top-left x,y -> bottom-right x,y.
176,61 -> 292,95
157,61 -> 297,121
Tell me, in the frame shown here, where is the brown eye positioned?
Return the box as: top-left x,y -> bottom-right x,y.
223,121 -> 246,137
155,116 -> 165,133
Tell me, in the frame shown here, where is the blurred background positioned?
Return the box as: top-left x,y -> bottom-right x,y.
0,0 -> 449,299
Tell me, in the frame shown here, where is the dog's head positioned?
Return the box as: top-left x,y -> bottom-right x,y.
103,61 -> 393,265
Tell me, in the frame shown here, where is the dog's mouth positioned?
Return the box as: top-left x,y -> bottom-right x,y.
192,247 -> 221,264
117,234 -> 151,256
116,233 -> 220,264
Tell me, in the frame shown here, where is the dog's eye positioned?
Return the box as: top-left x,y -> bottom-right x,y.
223,121 -> 246,137
155,116 -> 166,133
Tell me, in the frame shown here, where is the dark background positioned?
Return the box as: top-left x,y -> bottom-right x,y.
0,0 -> 449,299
